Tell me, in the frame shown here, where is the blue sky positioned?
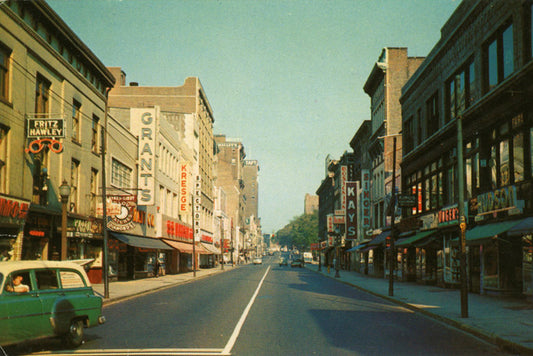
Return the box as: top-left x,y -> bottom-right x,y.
47,0 -> 460,234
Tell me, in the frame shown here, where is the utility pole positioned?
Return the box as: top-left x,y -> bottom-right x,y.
457,116 -> 469,318
389,136 -> 397,297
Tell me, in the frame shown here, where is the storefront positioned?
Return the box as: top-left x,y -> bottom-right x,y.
0,196 -> 30,261
66,217 -> 103,283
23,208 -> 58,261
109,232 -> 173,280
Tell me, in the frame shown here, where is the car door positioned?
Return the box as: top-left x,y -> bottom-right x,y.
34,268 -> 63,336
0,270 -> 43,346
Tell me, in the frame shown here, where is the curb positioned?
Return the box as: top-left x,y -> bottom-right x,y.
309,267 -> 533,356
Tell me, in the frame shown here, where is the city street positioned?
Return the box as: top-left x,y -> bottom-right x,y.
4,255 -> 508,356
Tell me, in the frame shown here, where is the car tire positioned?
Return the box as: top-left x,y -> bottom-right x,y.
63,319 -> 84,348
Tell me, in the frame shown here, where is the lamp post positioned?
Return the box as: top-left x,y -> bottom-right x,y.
457,116 -> 469,318
59,180 -> 71,261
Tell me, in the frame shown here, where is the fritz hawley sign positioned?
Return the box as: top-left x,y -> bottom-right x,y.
27,119 -> 65,138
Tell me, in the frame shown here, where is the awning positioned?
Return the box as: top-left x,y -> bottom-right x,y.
110,233 -> 173,250
507,217 -> 533,236
366,230 -> 390,248
466,220 -> 524,244
201,242 -> 220,254
162,239 -> 195,253
396,230 -> 437,247
346,244 -> 367,253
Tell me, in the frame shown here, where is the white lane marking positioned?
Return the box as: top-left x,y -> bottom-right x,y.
222,265 -> 271,355
31,348 -> 223,355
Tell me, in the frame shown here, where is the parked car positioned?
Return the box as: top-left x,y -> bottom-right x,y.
0,261 -> 106,348
279,257 -> 288,266
252,257 -> 263,265
291,258 -> 304,268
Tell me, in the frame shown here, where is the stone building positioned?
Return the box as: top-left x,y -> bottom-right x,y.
0,0 -> 114,282
400,0 -> 533,296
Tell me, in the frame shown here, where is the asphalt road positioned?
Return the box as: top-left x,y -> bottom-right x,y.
5,254 -> 510,356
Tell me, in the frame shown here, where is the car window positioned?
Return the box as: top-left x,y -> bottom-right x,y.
59,270 -> 86,289
35,269 -> 59,290
4,271 -> 32,293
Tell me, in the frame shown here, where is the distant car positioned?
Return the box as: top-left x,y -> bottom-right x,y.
291,258 -> 304,268
0,261 -> 105,348
279,257 -> 288,266
252,257 -> 263,265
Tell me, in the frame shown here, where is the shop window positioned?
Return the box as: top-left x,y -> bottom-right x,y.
35,74 -> 51,117
72,100 -> 81,143
0,43 -> 11,102
484,22 -> 514,93
32,150 -> 49,206
70,159 -> 79,213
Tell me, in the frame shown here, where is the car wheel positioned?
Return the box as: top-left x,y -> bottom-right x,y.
63,319 -> 84,348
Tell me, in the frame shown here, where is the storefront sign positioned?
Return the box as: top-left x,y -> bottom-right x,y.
439,204 -> 459,226
0,196 -> 29,223
340,165 -> 347,210
346,181 -> 357,239
477,185 -> 521,216
166,220 -> 193,241
27,118 -> 65,138
201,235 -> 213,243
108,195 -> 136,231
327,214 -> 334,233
333,215 -> 345,224
68,218 -> 102,238
180,163 -> 189,213
131,109 -> 157,205
360,170 -> 371,228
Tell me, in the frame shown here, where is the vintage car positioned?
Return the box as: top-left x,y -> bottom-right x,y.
0,261 -> 105,347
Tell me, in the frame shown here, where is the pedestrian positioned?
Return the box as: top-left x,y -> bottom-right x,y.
153,257 -> 160,277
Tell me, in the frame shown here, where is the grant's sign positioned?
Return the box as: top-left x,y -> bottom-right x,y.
131,108 -> 157,205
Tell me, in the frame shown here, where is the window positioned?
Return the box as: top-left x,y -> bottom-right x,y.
426,93 -> 439,135
446,60 -> 475,123
90,169 -> 98,214
35,74 -> 51,117
0,44 -> 10,102
485,23 -> 514,92
92,115 -> 99,153
0,125 -> 8,193
70,159 -> 79,213
465,139 -> 480,199
32,150 -> 48,205
35,269 -> 59,290
488,114 -> 525,188
111,158 -> 132,188
403,116 -> 415,153
72,100 -> 81,142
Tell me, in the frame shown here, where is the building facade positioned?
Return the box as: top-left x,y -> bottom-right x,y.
0,0 -> 115,282
400,0 -> 533,296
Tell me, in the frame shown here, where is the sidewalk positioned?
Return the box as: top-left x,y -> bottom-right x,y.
92,265 -> 236,305
309,265 -> 533,355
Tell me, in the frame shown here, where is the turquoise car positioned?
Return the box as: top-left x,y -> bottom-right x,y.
0,261 -> 105,348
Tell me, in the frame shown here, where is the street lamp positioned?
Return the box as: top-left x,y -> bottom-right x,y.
59,180 -> 71,261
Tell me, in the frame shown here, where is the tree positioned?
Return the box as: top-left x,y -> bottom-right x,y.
274,211 -> 318,251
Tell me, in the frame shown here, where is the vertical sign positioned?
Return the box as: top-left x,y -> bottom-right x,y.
327,213 -> 334,233
180,163 -> 189,213
131,108 -> 157,205
345,181 -> 357,239
194,175 -> 201,238
361,169 -> 371,228
340,165 -> 347,210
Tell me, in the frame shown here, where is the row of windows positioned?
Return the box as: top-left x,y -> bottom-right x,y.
4,1 -> 107,94
404,13 -> 524,154
405,114 -> 533,217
